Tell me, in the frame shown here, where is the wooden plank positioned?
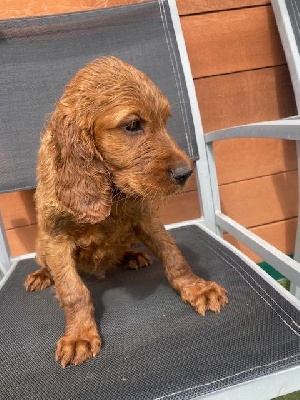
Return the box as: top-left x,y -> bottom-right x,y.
6,199 -> 296,260
220,170 -> 298,228
196,66 -> 297,133
214,138 -> 297,186
182,171 -> 197,192
196,65 -> 297,185
181,6 -> 286,78
0,190 -> 36,230
2,166 -> 298,240
177,0 -> 270,16
0,0 -> 272,20
5,170 -> 297,255
6,224 -> 37,257
159,190 -> 201,225
4,167 -> 297,235
5,190 -> 201,256
0,0 -> 151,19
0,174 -> 197,230
224,217 -> 297,263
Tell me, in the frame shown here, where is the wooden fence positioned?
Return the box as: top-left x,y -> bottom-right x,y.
0,0 -> 297,262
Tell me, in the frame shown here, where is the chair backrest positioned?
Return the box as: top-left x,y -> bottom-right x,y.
272,0 -> 300,109
0,0 -> 199,194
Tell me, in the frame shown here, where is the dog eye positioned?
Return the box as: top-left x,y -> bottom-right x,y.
123,120 -> 143,134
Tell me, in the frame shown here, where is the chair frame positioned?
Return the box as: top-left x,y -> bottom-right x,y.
272,0 -> 300,299
0,0 -> 299,398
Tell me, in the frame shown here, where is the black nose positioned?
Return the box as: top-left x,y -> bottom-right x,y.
170,167 -> 193,185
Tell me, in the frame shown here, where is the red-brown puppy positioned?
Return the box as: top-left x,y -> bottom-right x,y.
24,56 -> 228,367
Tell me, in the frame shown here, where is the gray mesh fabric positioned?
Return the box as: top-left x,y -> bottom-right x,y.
0,1 -> 198,193
286,0 -> 300,53
0,226 -> 299,399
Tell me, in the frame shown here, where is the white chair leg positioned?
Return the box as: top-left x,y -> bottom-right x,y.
0,212 -> 11,275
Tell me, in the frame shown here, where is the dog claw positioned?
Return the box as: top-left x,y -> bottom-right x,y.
120,250 -> 152,270
55,333 -> 101,367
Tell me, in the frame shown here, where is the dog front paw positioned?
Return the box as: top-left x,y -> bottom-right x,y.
55,330 -> 101,368
175,276 -> 228,316
24,268 -> 53,292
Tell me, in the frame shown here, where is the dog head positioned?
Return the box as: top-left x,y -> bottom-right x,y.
50,56 -> 192,223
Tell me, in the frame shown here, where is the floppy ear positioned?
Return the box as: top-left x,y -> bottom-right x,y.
51,114 -> 112,224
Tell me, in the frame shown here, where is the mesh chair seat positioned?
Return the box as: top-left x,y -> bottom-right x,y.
0,226 -> 299,399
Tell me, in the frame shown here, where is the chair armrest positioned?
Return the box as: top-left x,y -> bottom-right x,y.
205,117 -> 300,143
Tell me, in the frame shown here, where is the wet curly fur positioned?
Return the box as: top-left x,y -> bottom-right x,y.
24,56 -> 228,367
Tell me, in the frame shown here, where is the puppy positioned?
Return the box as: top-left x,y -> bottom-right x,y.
24,56 -> 227,367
